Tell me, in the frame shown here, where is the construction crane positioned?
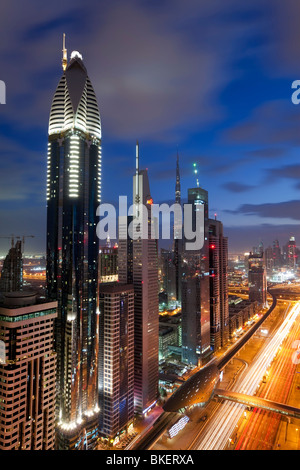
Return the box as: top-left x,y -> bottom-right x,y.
0,235 -> 35,253
0,235 -> 18,248
21,235 -> 35,254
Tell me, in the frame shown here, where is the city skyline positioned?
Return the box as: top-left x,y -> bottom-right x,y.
1,1 -> 300,455
1,1 -> 300,255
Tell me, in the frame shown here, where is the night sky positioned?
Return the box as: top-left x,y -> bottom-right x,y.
1,0 -> 300,255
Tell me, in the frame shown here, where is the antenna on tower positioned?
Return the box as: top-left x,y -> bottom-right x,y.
193,163 -> 199,187
62,33 -> 68,71
135,141 -> 140,214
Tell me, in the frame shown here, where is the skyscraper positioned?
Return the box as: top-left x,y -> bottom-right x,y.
272,239 -> 282,269
46,39 -> 101,449
181,186 -> 210,366
0,292 -> 57,450
0,240 -> 23,294
173,152 -> 182,305
208,218 -> 229,350
248,250 -> 267,306
99,246 -> 118,284
160,248 -> 176,306
118,215 -> 133,285
98,283 -> 134,440
287,236 -> 297,270
119,143 -> 159,414
132,143 -> 159,414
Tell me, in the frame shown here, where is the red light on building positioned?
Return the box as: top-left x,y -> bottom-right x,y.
210,244 -> 215,249
146,198 -> 154,205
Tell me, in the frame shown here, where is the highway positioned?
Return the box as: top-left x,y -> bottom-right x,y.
233,300 -> 300,449
128,412 -> 178,450
193,300 -> 300,449
132,290 -> 300,451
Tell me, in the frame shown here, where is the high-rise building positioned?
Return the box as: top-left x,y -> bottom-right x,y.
181,187 -> 210,366
272,239 -> 282,269
208,218 -> 229,351
133,144 -> 159,414
0,292 -> 57,450
119,143 -> 159,414
160,248 -> 176,307
118,216 -> 133,285
248,250 -> 267,306
173,152 -> 182,305
287,236 -> 297,270
98,283 -> 134,440
0,240 -> 23,294
99,246 -> 118,284
265,245 -> 274,272
46,39 -> 101,449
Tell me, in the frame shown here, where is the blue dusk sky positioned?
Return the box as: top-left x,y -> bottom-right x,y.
0,0 -> 300,255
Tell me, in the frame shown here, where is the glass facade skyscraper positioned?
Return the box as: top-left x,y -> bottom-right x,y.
46,47 -> 101,449
181,187 -> 210,366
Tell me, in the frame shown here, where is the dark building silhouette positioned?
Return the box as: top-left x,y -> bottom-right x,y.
0,240 -> 23,294
173,152 -> 182,305
248,250 -> 267,306
160,248 -> 176,306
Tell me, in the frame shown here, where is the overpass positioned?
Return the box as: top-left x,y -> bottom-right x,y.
214,389 -> 300,420
163,291 -> 278,413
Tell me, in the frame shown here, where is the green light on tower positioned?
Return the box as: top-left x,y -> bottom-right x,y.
193,163 -> 199,187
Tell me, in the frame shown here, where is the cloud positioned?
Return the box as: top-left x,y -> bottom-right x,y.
225,200 -> 300,221
224,100 -> 300,148
264,164 -> 300,184
246,147 -> 286,159
0,136 -> 46,203
222,182 -> 255,193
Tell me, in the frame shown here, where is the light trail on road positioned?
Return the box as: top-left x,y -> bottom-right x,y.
235,302 -> 300,449
196,301 -> 300,450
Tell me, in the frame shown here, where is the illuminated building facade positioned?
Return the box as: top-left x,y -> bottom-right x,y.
118,143 -> 159,414
46,42 -> 101,449
287,236 -> 297,270
208,218 -> 229,350
98,283 -> 134,439
99,246 -> 118,283
132,144 -> 159,414
0,292 -> 57,450
181,187 -> 210,366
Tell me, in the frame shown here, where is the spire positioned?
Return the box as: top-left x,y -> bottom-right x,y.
62,33 -> 67,71
175,149 -> 181,205
136,140 -> 139,176
135,140 -> 140,207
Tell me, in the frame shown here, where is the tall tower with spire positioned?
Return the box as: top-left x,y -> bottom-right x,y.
173,151 -> 182,305
118,142 -> 159,414
46,36 -> 101,449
